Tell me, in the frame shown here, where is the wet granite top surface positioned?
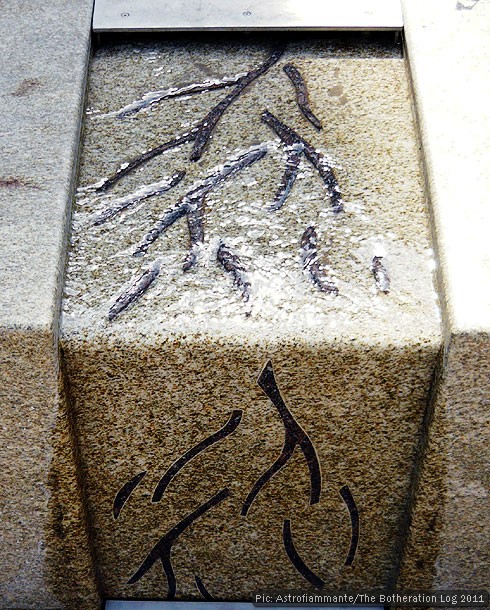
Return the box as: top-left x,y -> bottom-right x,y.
62,35 -> 440,346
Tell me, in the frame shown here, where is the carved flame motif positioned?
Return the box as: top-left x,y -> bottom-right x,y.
112,361 -> 359,599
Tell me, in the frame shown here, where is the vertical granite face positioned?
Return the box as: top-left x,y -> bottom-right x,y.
0,0 -> 100,607
399,0 -> 490,591
399,334 -> 490,589
0,332 -> 99,609
61,36 -> 442,599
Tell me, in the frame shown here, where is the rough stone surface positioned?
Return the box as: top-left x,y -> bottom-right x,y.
399,335 -> 490,590
0,0 -> 100,607
61,36 -> 441,599
0,332 -> 99,609
399,0 -> 490,591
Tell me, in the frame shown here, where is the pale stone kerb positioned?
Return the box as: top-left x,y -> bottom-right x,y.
399,41 -> 451,352
434,331 -> 490,588
0,0 -> 101,606
400,5 -> 490,585
400,0 -> 490,335
0,0 -> 94,332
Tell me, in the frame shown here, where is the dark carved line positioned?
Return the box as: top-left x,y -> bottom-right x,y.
340,484 -> 359,566
258,361 -> 322,504
184,143 -> 265,270
190,48 -> 284,161
95,52 -> 281,192
182,202 -> 205,271
371,256 -> 390,293
241,439 -> 295,516
217,242 -> 251,302
95,48 -> 281,192
300,226 -> 338,294
269,143 -> 303,212
113,471 -> 147,520
132,201 -> 191,257
108,260 -> 161,321
298,434 -> 322,506
283,519 -> 325,590
127,488 -> 230,598
261,110 -> 343,213
93,170 -> 185,226
116,75 -> 243,119
152,410 -> 242,503
241,360 -> 321,516
133,146 -> 267,258
195,575 -> 214,601
95,129 -> 198,193
161,555 -> 176,601
283,63 -> 322,130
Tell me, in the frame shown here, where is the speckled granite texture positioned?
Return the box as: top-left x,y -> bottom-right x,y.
0,0 -> 100,607
61,36 -> 441,599
398,0 -> 490,591
399,334 -> 490,590
0,332 -> 99,609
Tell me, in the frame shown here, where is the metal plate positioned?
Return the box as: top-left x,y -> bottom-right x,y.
105,600 -> 383,610
93,0 -> 403,32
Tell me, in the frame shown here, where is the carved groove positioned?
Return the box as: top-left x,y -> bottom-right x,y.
301,226 -> 338,294
283,63 -> 322,130
190,48 -> 284,161
113,471 -> 147,519
340,484 -> 359,566
133,146 -> 267,258
262,110 -> 343,213
216,242 -> 251,302
97,49 -> 282,191
127,488 -> 230,599
269,143 -> 303,212
283,518 -> 325,589
152,410 -> 242,503
195,575 -> 214,600
108,260 -> 160,320
115,74 -> 243,119
241,360 -> 321,516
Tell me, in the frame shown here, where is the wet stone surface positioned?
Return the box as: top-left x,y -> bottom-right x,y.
61,35 -> 442,600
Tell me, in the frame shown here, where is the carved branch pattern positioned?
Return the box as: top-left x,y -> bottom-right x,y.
241,360 -> 321,516
127,488 -> 230,599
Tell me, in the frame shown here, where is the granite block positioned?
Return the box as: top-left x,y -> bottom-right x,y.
398,0 -> 490,591
399,334 -> 490,590
0,0 -> 101,607
0,332 -> 99,609
61,36 -> 441,599
0,0 -> 93,329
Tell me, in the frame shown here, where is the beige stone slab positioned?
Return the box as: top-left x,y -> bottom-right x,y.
399,0 -> 490,591
0,0 -> 101,607
401,0 -> 490,333
63,334 -> 440,599
61,36 -> 441,599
